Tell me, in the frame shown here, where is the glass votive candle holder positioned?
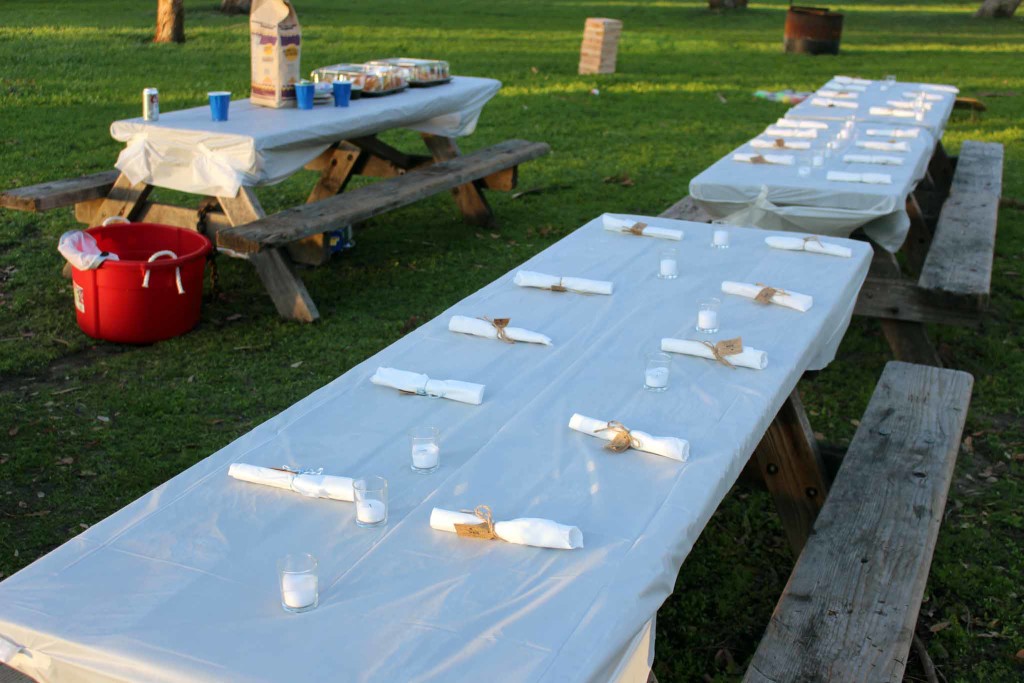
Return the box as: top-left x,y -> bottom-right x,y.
811,152 -> 825,168
696,298 -> 721,334
797,164 -> 811,178
354,476 -> 388,528
658,246 -> 678,279
644,352 -> 671,392
711,223 -> 730,249
278,553 -> 318,614
884,74 -> 897,90
409,426 -> 440,474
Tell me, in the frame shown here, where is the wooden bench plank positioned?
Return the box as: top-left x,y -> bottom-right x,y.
0,170 -> 120,212
744,361 -> 973,683
918,141 -> 1003,299
658,195 -> 713,222
220,139 -> 550,247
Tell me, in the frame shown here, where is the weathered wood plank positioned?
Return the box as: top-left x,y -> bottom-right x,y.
754,388 -> 829,556
288,144 -> 364,267
421,133 -> 496,228
658,196 -> 713,222
869,250 -> 942,366
221,139 -> 550,247
855,276 -> 984,327
744,361 -> 973,683
918,141 -> 1003,299
901,194 -> 932,276
91,174 -> 153,224
0,170 -> 120,213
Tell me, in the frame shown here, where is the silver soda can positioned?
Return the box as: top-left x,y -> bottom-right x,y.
143,88 -> 159,121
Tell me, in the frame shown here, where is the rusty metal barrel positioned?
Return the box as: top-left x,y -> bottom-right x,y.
784,6 -> 844,55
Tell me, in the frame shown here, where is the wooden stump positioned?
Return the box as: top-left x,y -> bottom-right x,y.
578,18 -> 623,75
155,0 -> 185,44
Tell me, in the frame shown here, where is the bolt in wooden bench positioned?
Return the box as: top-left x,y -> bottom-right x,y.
742,361 -> 973,683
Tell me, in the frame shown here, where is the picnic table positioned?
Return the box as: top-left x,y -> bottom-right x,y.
0,214 -> 877,682
0,77 -> 550,323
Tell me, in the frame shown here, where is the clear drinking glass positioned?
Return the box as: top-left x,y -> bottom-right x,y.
644,352 -> 671,392
697,298 -> 721,334
883,74 -> 897,91
797,164 -> 811,178
658,246 -> 678,280
710,221 -> 730,249
354,476 -> 388,528
279,553 -> 318,614
409,427 -> 440,474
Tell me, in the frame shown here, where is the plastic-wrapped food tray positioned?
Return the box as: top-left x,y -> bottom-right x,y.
311,63 -> 407,96
366,58 -> 451,87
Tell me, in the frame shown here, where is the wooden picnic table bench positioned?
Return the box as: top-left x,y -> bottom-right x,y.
0,134 -> 550,324
663,139 -> 1004,367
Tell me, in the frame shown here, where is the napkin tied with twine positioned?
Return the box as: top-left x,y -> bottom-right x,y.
698,337 -> 744,368
626,222 -> 648,236
454,505 -> 499,540
754,283 -> 786,305
478,317 -> 514,343
594,420 -> 642,452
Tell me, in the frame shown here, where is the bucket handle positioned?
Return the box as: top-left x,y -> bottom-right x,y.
101,216 -> 131,226
142,250 -> 185,295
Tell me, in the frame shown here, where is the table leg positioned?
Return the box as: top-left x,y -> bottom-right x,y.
92,173 -> 152,223
871,249 -> 942,366
902,194 -> 933,276
288,143 -> 365,266
420,133 -> 495,228
754,388 -> 830,556
218,188 -> 319,322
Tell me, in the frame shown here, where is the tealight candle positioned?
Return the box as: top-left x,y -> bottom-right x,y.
658,246 -> 678,280
644,352 -> 671,393
356,499 -> 386,524
697,298 -> 721,334
409,426 -> 440,473
354,476 -> 388,528
712,229 -> 730,249
278,553 -> 318,614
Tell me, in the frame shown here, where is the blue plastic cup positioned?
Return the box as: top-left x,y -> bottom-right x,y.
208,91 -> 231,122
295,82 -> 315,110
332,81 -> 352,108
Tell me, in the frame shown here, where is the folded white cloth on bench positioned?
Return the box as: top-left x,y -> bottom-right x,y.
827,170 -> 893,185
429,508 -> 583,550
817,89 -> 859,99
228,463 -> 355,502
448,315 -> 552,345
733,153 -> 794,166
763,126 -> 818,138
370,366 -> 485,405
865,127 -> 920,138
751,137 -> 811,151
843,153 -> 904,166
869,106 -> 917,118
568,413 -> 689,462
514,270 -> 613,295
603,216 -> 683,241
856,140 -> 909,152
765,235 -> 853,258
660,338 -> 768,370
774,118 -> 828,130
721,280 -> 813,312
811,97 -> 858,110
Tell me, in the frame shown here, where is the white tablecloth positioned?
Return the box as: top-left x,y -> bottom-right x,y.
784,77 -> 957,139
110,76 -> 502,197
0,214 -> 871,683
689,119 -> 935,252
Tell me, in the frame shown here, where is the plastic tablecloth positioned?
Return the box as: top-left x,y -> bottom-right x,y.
689,119 -> 935,252
0,214 -> 871,683
110,76 -> 502,197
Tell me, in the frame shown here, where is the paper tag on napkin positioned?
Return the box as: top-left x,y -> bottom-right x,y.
717,337 -> 743,355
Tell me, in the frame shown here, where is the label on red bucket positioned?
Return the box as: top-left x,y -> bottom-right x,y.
73,283 -> 86,313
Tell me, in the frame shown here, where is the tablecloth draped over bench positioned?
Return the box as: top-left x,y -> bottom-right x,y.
0,215 -> 871,683
109,76 -> 502,197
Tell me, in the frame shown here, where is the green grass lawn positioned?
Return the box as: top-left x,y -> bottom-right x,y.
0,1 -> 1021,680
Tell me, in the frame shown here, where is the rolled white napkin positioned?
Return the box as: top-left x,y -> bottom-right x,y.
660,338 -> 767,370
448,315 -> 552,346
843,153 -> 904,166
817,89 -> 859,99
887,99 -> 932,111
834,75 -> 873,86
825,82 -> 867,93
514,270 -> 613,295
429,508 -> 583,550
856,140 -> 909,152
751,137 -> 811,151
228,463 -> 355,502
865,127 -> 920,138
901,90 -> 944,101
764,126 -> 818,138
869,106 -> 917,118
811,97 -> 858,110
827,170 -> 892,185
370,366 -> 485,405
603,216 -> 683,241
765,235 -> 853,258
721,280 -> 813,312
568,413 -> 689,462
920,83 -> 958,94
774,118 -> 828,130
733,152 -> 794,166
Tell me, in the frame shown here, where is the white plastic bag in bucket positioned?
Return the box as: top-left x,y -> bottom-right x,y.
58,231 -> 120,270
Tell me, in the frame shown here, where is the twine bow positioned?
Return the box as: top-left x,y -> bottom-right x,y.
754,282 -> 787,305
626,222 -> 648,236
749,154 -> 768,165
400,379 -> 444,398
773,138 -> 786,148
454,505 -> 499,540
549,277 -> 568,293
479,316 -> 514,344
698,337 -> 744,369
594,420 -> 642,453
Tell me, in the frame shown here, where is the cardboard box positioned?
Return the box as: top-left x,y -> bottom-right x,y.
250,0 -> 302,108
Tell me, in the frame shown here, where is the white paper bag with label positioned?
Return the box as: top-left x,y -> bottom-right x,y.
250,0 -> 301,108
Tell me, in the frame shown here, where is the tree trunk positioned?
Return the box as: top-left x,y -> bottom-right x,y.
974,0 -> 1020,17
154,0 -> 185,43
220,0 -> 252,14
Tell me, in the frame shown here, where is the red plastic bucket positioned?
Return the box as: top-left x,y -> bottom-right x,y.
70,223 -> 212,344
